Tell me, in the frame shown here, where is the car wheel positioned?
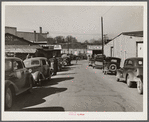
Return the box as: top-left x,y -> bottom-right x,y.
137,78 -> 143,94
109,64 -> 117,72
5,87 -> 13,109
126,75 -> 133,87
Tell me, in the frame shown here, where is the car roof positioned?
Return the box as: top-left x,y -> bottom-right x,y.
106,57 -> 121,60
5,57 -> 22,61
24,57 -> 47,61
125,57 -> 143,60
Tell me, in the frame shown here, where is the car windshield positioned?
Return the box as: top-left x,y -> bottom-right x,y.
5,60 -> 12,71
111,59 -> 118,63
137,60 -> 143,66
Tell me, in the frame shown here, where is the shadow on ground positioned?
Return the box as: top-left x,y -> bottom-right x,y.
7,87 -> 67,111
58,73 -> 76,75
42,77 -> 74,86
60,66 -> 76,72
119,80 -> 137,88
21,106 -> 65,111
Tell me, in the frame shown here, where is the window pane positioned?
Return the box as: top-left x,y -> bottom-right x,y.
42,60 -> 46,65
31,60 -> 40,65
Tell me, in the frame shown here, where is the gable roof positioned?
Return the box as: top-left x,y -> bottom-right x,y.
105,31 -> 143,45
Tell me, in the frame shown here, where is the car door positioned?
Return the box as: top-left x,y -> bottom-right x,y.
123,59 -> 134,78
12,59 -> 30,92
41,59 -> 48,77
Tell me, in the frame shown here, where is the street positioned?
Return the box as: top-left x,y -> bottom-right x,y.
8,60 -> 143,112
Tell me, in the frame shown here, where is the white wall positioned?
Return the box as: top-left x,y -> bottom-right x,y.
104,34 -> 143,67
104,41 -> 113,57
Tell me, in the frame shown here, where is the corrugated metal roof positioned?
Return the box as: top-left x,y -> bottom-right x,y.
5,45 -> 38,53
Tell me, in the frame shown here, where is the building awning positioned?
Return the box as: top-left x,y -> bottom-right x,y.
5,48 -> 36,53
5,45 -> 38,53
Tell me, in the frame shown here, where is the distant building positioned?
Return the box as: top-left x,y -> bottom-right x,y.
86,45 -> 102,56
5,26 -> 48,43
5,26 -> 48,59
104,31 -> 143,67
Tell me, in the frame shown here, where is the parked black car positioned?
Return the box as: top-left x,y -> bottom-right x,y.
92,54 -> 106,69
103,57 -> 121,75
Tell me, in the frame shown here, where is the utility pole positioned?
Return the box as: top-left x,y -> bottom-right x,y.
101,17 -> 104,56
101,17 -> 104,70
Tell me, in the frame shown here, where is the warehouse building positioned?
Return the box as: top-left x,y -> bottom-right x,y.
104,31 -> 143,67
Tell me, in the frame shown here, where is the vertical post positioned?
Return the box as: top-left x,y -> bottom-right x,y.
101,17 -> 104,56
101,17 -> 104,70
68,42 -> 69,54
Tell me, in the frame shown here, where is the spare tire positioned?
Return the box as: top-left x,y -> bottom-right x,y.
108,64 -> 117,71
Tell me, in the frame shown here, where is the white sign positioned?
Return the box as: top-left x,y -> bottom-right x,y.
87,45 -> 102,50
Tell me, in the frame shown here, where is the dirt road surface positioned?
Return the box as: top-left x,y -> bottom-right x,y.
7,60 -> 143,112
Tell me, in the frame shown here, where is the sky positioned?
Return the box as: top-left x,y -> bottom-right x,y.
5,3 -> 144,42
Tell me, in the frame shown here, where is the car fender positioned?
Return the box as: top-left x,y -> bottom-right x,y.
5,80 -> 18,94
126,72 -> 134,81
116,69 -> 123,79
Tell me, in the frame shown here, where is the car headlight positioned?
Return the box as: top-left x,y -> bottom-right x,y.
28,69 -> 32,73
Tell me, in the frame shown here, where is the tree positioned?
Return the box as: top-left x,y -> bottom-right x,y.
65,35 -> 78,43
54,36 -> 65,43
84,40 -> 89,44
47,37 -> 55,44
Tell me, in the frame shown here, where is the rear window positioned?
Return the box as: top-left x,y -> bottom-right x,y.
5,60 -> 12,71
31,60 -> 40,65
24,60 -> 40,67
111,59 -> 118,63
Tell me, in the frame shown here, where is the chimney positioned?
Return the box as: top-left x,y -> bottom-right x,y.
34,31 -> 36,42
40,27 -> 42,33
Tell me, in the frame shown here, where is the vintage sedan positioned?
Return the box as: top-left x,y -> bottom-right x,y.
24,57 -> 52,86
103,57 -> 121,75
116,57 -> 143,94
5,57 -> 33,109
92,54 -> 106,69
61,54 -> 71,66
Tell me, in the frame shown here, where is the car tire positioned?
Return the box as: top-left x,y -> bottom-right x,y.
5,87 -> 14,109
137,78 -> 143,94
109,64 -> 117,72
126,75 -> 133,87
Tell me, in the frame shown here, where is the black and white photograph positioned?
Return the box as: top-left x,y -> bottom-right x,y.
2,2 -> 147,120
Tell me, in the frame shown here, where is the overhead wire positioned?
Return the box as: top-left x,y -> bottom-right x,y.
102,6 -> 113,17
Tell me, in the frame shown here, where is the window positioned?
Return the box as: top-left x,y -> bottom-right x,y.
13,60 -> 23,70
42,60 -> 46,65
126,60 -> 133,66
111,59 -> 117,63
31,60 -> 40,65
5,60 -> 12,71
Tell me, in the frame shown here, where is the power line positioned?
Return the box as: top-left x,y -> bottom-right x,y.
48,31 -> 102,36
102,6 -> 113,16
